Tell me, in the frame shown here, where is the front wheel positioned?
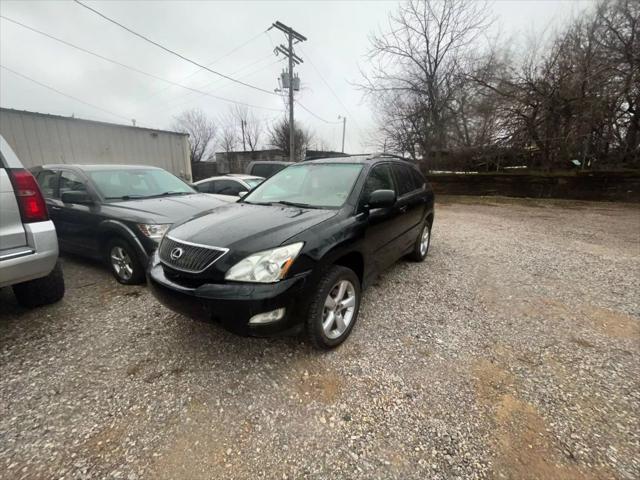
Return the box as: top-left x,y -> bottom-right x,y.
306,265 -> 361,350
106,238 -> 145,285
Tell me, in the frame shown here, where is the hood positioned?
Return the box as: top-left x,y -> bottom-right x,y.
105,193 -> 232,223
168,201 -> 337,252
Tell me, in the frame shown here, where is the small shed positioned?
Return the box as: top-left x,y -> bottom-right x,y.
0,108 -> 192,180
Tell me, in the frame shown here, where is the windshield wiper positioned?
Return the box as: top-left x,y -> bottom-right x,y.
105,194 -> 147,200
275,200 -> 320,209
243,200 -> 273,206
151,191 -> 191,198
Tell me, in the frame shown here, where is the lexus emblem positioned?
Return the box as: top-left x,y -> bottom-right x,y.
170,247 -> 184,260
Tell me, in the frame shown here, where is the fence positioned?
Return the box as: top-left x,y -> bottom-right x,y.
426,171 -> 640,202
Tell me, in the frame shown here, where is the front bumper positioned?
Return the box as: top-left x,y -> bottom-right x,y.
147,253 -> 311,336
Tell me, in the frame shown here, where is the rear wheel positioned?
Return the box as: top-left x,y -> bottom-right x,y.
12,261 -> 65,307
106,238 -> 145,285
306,265 -> 361,350
407,220 -> 431,262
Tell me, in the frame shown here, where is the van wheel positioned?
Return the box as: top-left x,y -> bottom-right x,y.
408,220 -> 431,262
306,265 -> 361,350
106,238 -> 145,285
13,261 -> 65,307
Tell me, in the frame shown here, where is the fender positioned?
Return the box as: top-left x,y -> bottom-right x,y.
97,220 -> 149,263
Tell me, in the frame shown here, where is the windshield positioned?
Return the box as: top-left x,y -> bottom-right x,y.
243,163 -> 363,208
88,168 -> 194,199
244,177 -> 264,189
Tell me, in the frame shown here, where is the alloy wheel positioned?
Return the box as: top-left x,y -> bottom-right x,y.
110,246 -> 133,281
322,279 -> 357,339
420,224 -> 430,256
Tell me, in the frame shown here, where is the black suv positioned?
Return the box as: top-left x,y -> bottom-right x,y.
31,164 -> 229,284
148,156 -> 434,349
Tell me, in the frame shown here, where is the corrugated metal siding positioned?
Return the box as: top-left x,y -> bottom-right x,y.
0,109 -> 192,180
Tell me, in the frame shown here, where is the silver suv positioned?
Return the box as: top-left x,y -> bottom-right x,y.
0,136 -> 64,307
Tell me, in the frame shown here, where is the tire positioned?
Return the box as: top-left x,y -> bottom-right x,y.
407,219 -> 431,262
12,260 -> 65,307
106,237 -> 145,285
306,265 -> 361,350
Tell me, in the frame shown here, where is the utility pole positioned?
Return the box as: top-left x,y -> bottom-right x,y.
240,119 -> 246,151
338,115 -> 347,153
271,21 -> 306,162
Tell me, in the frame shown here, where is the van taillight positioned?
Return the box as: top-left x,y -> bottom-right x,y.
7,168 -> 49,223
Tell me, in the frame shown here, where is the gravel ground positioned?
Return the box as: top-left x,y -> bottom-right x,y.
1,196 -> 638,480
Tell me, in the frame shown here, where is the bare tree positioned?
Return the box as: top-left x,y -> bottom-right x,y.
360,0 -> 494,164
471,0 -> 639,170
229,105 -> 264,151
219,123 -> 239,153
268,117 -> 313,160
172,108 -> 217,163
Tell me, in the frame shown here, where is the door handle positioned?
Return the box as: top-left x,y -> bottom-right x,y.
399,205 -> 407,214
49,205 -> 62,211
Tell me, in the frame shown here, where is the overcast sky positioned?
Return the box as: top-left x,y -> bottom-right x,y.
1,0 -> 593,154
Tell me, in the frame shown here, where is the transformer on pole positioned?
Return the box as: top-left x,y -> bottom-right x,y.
271,21 -> 306,162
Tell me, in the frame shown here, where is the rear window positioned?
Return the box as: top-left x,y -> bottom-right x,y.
410,167 -> 425,190
392,164 -> 416,196
36,169 -> 59,198
251,163 -> 286,178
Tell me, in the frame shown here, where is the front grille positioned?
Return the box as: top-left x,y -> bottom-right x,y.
159,236 -> 228,273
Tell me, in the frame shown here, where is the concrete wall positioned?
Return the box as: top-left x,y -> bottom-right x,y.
216,150 -> 287,175
192,161 -> 219,181
0,108 -> 192,180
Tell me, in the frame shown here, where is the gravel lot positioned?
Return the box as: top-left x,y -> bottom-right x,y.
1,196 -> 638,480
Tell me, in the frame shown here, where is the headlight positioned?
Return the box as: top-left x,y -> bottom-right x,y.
137,223 -> 170,240
225,242 -> 304,283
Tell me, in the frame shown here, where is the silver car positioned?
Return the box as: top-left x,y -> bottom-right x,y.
0,135 -> 64,307
193,174 -> 264,197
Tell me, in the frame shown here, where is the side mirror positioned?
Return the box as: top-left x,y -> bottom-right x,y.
367,189 -> 396,209
238,191 -> 248,198
61,190 -> 93,205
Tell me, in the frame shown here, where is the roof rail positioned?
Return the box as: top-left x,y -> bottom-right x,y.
366,152 -> 416,162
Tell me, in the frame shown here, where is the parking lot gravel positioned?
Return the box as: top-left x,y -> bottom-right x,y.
1,196 -> 639,480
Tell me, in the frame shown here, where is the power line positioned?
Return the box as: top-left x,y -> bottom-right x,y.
295,100 -> 342,124
1,64 -> 131,122
0,15 -> 282,113
73,0 -> 277,96
139,57 -> 286,118
134,30 -> 268,106
298,45 -> 360,127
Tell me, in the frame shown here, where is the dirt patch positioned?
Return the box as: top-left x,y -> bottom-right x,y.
83,422 -> 128,456
582,305 -> 640,340
295,369 -> 342,404
472,358 -> 612,480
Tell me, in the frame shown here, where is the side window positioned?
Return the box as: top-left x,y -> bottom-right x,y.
59,171 -> 87,195
362,164 -> 395,200
36,169 -> 59,198
392,164 -> 416,196
215,179 -> 243,196
196,181 -> 214,193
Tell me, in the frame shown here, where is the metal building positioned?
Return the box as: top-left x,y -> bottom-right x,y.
0,108 -> 192,180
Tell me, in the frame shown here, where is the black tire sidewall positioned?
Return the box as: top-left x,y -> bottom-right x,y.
306,266 -> 361,349
12,261 -> 65,307
106,238 -> 145,285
